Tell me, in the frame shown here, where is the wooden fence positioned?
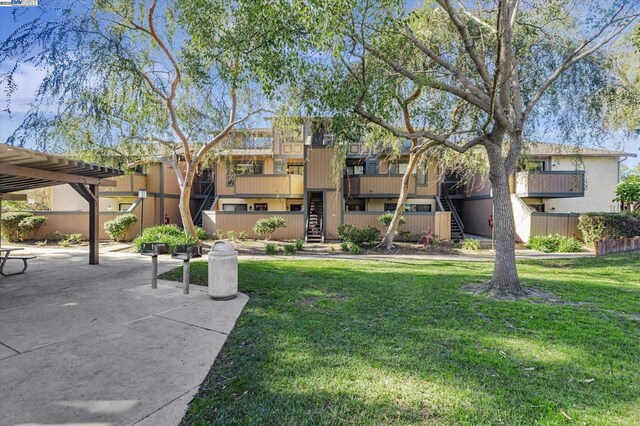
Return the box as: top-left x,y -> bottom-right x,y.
596,237 -> 640,256
203,211 -> 305,240
529,212 -> 582,240
343,211 -> 451,241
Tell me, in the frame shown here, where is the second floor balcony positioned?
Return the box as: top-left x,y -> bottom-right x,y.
343,174 -> 416,197
516,171 -> 585,198
234,174 -> 304,197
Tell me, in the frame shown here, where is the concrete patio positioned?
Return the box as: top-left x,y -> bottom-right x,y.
0,247 -> 247,426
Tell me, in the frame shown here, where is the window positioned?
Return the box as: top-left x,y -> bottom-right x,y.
226,161 -> 264,186
222,204 -> 248,211
287,163 -> 304,175
416,169 -> 428,185
345,199 -> 365,211
345,159 -> 366,176
118,203 -> 132,211
289,204 -> 302,211
408,204 -> 432,212
244,136 -> 272,149
388,162 -> 409,175
384,203 -> 397,212
345,165 -> 365,175
254,203 -> 268,211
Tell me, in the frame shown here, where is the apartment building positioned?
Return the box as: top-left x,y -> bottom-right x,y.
39,121 -> 634,243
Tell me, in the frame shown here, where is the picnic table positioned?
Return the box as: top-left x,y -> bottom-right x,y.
0,247 -> 35,277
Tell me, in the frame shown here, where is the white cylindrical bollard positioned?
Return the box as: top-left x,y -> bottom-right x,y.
208,240 -> 238,300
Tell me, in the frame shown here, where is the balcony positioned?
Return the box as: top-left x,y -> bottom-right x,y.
516,171 -> 585,198
235,174 -> 303,197
343,174 -> 416,197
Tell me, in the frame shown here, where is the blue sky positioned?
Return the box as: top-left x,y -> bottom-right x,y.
1,2 -> 639,167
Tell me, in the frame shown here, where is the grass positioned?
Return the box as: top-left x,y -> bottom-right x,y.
159,254 -> 640,425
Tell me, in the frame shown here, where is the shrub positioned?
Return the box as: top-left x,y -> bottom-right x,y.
294,239 -> 304,251
377,212 -> 406,227
64,234 -> 84,244
462,238 -> 482,250
195,226 -> 208,240
337,223 -> 380,246
238,231 -> 248,240
283,244 -> 297,255
253,216 -> 286,240
398,230 -> 411,240
1,211 -> 33,241
578,212 -> 640,246
35,240 -> 47,247
104,214 -> 137,241
226,230 -> 236,240
265,243 -> 278,255
340,241 -> 349,252
17,215 -> 47,240
418,228 -> 439,248
58,239 -> 71,247
527,234 -> 582,253
215,230 -> 225,240
349,244 -> 362,254
132,224 -> 197,253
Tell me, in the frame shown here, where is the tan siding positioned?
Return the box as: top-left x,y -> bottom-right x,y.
203,211 -> 304,240
343,212 -> 450,241
529,213 -> 582,240
215,162 -> 235,196
358,175 -> 416,195
100,174 -> 146,194
325,191 -> 342,240
235,175 -> 303,197
306,146 -> 336,189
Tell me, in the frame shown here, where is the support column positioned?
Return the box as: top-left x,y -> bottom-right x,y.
89,184 -> 99,265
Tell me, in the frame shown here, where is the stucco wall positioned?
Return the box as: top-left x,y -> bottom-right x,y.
545,156 -> 619,213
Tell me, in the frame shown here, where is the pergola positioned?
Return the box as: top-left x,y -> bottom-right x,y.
0,144 -> 124,264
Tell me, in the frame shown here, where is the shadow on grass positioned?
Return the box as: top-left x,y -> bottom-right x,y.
179,255 -> 639,425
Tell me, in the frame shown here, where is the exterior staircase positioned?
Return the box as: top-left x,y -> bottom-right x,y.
439,186 -> 464,242
193,182 -> 216,227
307,195 -> 323,242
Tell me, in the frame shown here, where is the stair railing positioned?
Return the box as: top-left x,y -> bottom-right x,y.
441,184 -> 464,235
194,181 -> 216,225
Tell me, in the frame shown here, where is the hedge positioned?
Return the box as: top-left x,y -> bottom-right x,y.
578,212 -> 640,246
104,213 -> 137,242
1,212 -> 47,241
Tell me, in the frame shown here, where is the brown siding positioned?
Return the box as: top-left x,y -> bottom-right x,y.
530,213 -> 582,240
235,175 -> 303,197
461,198 -> 493,238
100,174 -> 146,194
343,212 -> 451,241
306,146 -> 336,189
357,175 -> 416,195
325,191 -> 342,240
203,211 -> 305,240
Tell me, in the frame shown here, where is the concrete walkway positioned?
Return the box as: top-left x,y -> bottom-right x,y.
0,248 -> 247,426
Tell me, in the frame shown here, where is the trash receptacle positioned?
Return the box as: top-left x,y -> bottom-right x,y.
208,240 -> 238,300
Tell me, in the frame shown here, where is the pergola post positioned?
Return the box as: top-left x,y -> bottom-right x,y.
70,183 -> 101,265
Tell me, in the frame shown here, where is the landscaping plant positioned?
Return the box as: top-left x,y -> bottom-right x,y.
265,243 -> 278,255
578,212 -> 640,246
377,212 -> 406,227
103,213 -> 137,242
16,214 -> 47,240
1,211 -> 46,241
462,238 -> 482,251
133,224 -> 198,253
283,244 -> 297,255
294,240 -> 304,251
253,216 -> 286,240
527,234 -> 582,253
337,223 -> 380,246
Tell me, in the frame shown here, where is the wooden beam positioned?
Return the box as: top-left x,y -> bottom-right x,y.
0,164 -> 117,187
0,193 -> 28,201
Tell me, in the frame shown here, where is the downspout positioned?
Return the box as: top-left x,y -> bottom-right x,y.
617,155 -> 628,212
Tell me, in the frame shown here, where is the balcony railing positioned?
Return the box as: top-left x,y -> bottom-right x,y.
516,171 -> 585,198
343,174 -> 416,197
235,174 -> 303,197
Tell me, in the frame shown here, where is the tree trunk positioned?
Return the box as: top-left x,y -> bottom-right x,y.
485,142 -> 525,297
377,152 -> 421,250
179,167 -> 198,239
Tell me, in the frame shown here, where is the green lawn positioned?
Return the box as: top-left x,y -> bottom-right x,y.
160,254 -> 640,425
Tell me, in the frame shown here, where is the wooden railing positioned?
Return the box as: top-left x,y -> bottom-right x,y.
516,171 -> 585,198
234,174 -> 303,197
343,174 -> 415,196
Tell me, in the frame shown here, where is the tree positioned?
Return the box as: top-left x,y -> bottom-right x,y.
614,174 -> 640,211
290,0 -> 639,297
1,0 -> 293,238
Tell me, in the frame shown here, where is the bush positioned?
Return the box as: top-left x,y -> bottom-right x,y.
132,224 -> 197,253
17,215 -> 47,239
294,239 -> 304,251
64,233 -> 84,244
195,226 -> 208,240
462,238 -> 481,250
253,216 -> 286,240
104,214 -> 137,242
578,212 -> 640,246
265,243 -> 278,255
340,241 -> 349,252
1,211 -> 34,241
337,223 -> 380,246
527,234 -> 582,253
215,230 -> 225,240
283,244 -> 297,255
377,212 -> 406,227
226,230 -> 236,240
349,244 -> 362,254
238,231 -> 248,240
